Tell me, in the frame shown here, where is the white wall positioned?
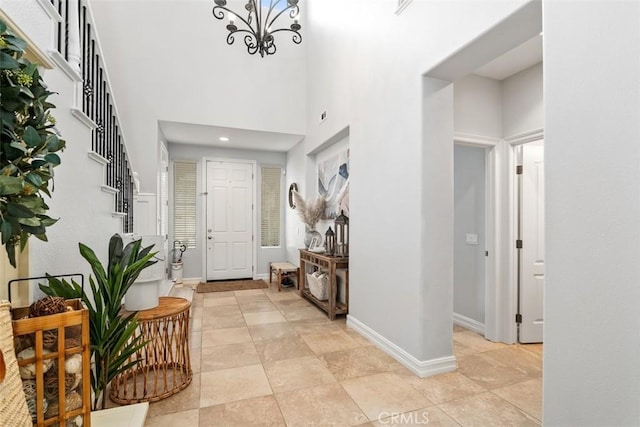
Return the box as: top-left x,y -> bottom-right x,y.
502,62 -> 543,138
305,0 -> 534,367
454,74 -> 502,138
543,1 -> 640,424
89,0 -> 307,195
454,145 -> 486,326
0,1 -> 123,297
285,140 -> 308,264
167,143 -> 286,279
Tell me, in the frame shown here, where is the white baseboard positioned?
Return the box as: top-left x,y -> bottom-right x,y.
347,315 -> 457,378
453,312 -> 485,335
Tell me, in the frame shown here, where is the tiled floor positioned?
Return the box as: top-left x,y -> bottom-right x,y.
140,281 -> 543,426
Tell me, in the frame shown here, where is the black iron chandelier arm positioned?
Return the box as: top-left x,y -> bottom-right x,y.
266,3 -> 299,30
212,3 -> 255,33
268,27 -> 302,44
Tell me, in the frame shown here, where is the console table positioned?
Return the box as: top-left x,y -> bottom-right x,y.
299,249 -> 349,320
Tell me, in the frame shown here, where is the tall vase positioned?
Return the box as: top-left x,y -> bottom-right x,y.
304,228 -> 322,249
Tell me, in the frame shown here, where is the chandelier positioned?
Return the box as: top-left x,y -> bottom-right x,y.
212,0 -> 302,57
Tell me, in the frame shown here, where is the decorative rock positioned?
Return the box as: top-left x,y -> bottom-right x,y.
17,348 -> 54,379
65,354 -> 82,374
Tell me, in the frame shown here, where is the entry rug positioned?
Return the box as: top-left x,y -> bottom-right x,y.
196,279 -> 268,293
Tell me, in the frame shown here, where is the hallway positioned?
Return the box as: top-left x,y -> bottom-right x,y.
143,282 -> 542,426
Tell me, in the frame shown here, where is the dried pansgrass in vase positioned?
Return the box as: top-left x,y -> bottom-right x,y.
292,190 -> 326,229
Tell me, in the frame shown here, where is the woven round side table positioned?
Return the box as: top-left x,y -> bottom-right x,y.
110,297 -> 192,404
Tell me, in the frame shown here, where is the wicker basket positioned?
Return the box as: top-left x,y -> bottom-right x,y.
307,272 -> 329,300
11,299 -> 91,427
0,301 -> 31,427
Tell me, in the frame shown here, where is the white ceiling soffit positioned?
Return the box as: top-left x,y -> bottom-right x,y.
474,34 -> 543,81
159,121 -> 304,152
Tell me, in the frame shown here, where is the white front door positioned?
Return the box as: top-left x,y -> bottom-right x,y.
518,140 -> 545,343
205,160 -> 254,281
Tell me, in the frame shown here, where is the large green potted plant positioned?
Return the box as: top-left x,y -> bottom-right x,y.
39,234 -> 157,410
0,19 -> 65,266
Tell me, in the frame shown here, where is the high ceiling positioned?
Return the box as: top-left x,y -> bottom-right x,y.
474,34 -> 542,81
159,121 -> 304,152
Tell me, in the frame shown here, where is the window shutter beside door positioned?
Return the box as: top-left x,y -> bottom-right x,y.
174,161 -> 197,249
261,167 -> 281,247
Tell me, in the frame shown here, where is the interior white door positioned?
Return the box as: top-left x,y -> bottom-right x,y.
519,140 -> 545,343
205,161 -> 254,281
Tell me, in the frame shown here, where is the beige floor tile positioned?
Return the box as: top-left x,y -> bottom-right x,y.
191,316 -> 202,332
190,331 -> 202,350
200,364 -> 272,408
203,296 -> 238,308
439,392 -> 540,426
372,406 -> 460,427
321,346 -> 402,381
145,408 -> 199,427
201,311 -> 246,330
266,290 -> 302,301
282,306 -> 329,321
243,310 -> 287,326
273,298 -> 311,309
518,343 -> 543,357
483,347 -> 542,377
343,328 -> 375,346
203,304 -> 243,316
291,319 -> 340,335
146,374 -> 200,418
264,355 -> 337,393
201,327 -> 252,348
453,340 -> 478,357
198,395 -> 285,427
248,322 -> 299,342
301,330 -> 361,355
254,336 -> 316,363
275,382 -> 369,426
405,371 -> 487,404
200,341 -> 260,372
457,351 -> 539,390
202,290 -> 236,299
235,288 -> 268,297
453,324 -> 468,333
238,300 -> 278,313
492,378 -> 542,421
453,331 -> 507,353
190,347 -> 201,374
341,372 -> 434,421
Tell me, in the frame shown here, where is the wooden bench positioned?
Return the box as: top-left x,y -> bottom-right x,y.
269,262 -> 299,292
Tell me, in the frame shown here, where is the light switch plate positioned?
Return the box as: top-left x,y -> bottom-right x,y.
466,233 -> 478,245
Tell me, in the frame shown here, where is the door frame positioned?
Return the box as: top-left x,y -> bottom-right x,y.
453,134 -> 498,338
506,129 -> 544,342
200,157 -> 258,281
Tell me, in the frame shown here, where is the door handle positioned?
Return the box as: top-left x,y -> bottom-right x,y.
208,236 -> 213,240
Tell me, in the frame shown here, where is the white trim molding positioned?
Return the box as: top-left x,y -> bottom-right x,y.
111,212 -> 127,218
347,315 -> 457,378
453,313 -> 486,335
72,108 -> 97,130
35,0 -> 63,22
88,151 -> 109,165
454,133 -> 502,147
101,185 -> 119,195
49,50 -> 82,82
504,128 -> 544,145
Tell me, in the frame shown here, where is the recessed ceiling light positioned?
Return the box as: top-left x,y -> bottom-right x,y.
219,137 -> 230,142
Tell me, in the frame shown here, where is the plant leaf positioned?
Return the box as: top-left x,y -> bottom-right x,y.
0,51 -> 19,69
